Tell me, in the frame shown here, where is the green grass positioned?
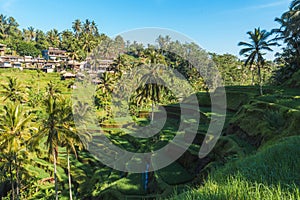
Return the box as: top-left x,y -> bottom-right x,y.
157,162 -> 194,185
112,173 -> 146,195
170,136 -> 300,200
0,68 -> 73,99
171,176 -> 300,200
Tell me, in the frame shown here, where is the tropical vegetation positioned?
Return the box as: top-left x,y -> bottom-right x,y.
0,1 -> 300,199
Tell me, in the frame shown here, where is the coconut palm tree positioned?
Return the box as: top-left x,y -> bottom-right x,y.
273,0 -> 300,67
68,48 -> 81,69
1,77 -> 26,103
64,137 -> 79,200
83,19 -> 92,34
0,103 -> 32,200
136,49 -> 167,122
136,72 -> 165,122
96,72 -> 116,115
90,20 -> 99,36
141,48 -> 166,65
1,16 -> 19,40
57,99 -> 83,200
6,17 -> 18,35
112,54 -> 129,74
238,28 -> 277,95
47,29 -> 60,48
80,32 -> 96,56
38,81 -> 61,200
35,82 -> 82,200
27,26 -> 35,41
0,14 -> 7,39
287,0 -> 300,25
22,29 -> 30,42
60,30 -> 75,51
156,35 -> 171,54
72,19 -> 82,39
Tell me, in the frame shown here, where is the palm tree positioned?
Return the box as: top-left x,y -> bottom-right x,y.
57,99 -> 83,200
287,0 -> 300,26
38,81 -> 61,200
68,48 -> 81,68
114,35 -> 125,54
96,72 -> 116,115
0,14 -> 7,39
96,37 -> 116,59
6,17 -> 19,35
273,0 -> 300,67
27,26 -> 35,41
60,30 -> 76,53
80,32 -> 96,56
72,100 -> 93,149
47,29 -> 60,48
2,16 -> 19,39
112,54 -> 128,74
156,35 -> 171,54
1,77 -> 26,102
136,67 -> 166,122
35,82 -> 82,200
83,19 -> 91,34
238,28 -> 277,95
0,103 -> 32,200
90,20 -> 99,36
64,137 -> 79,200
141,48 -> 166,65
22,29 -> 30,42
72,19 -> 82,38
137,49 -> 167,121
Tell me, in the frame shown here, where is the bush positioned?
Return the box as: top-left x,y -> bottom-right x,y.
16,41 -> 40,57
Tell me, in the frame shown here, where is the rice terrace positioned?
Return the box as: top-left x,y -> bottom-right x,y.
0,0 -> 300,199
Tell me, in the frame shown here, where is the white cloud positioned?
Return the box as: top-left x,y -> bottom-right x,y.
221,0 -> 290,14
249,0 -> 290,10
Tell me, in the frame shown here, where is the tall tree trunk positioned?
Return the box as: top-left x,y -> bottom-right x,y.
105,96 -> 109,117
258,65 -> 263,96
10,162 -> 15,200
151,102 -> 154,123
251,69 -> 254,86
15,157 -> 19,200
53,148 -> 58,200
67,152 -> 73,200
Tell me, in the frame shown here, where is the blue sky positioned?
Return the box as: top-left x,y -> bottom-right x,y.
0,0 -> 291,59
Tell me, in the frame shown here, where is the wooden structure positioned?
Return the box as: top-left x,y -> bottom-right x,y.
42,47 -> 68,61
81,58 -> 114,73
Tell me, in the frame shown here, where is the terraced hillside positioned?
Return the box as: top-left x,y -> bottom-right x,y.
76,86 -> 261,199
27,85 -> 300,199
171,86 -> 300,200
1,68 -> 299,199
